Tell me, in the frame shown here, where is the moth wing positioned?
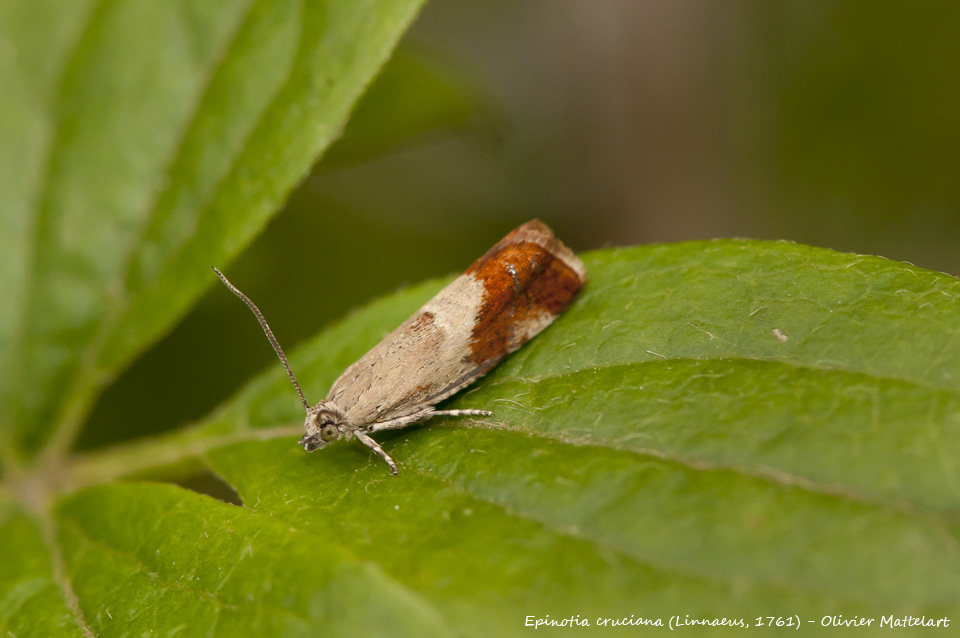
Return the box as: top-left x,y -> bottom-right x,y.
326,274 -> 487,426
327,220 -> 586,426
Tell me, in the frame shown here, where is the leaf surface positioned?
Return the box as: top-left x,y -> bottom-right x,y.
55,241 -> 960,635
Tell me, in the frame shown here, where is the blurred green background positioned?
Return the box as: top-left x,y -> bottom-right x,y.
79,0 -> 960,449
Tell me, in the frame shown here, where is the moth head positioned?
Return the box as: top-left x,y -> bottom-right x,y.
300,402 -> 347,452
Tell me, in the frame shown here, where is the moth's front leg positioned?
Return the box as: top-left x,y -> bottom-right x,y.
354,430 -> 398,476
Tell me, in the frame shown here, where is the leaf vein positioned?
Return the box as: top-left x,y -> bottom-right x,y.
485,356 -> 960,397
403,461 -> 915,607
37,510 -> 96,638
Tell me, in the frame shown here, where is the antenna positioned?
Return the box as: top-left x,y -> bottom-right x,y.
213,267 -> 310,412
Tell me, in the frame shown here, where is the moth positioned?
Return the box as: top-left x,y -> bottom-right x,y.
214,219 -> 586,475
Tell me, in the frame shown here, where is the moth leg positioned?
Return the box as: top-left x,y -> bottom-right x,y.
354,430 -> 398,476
432,409 -> 493,417
366,410 -> 434,433
367,408 -> 493,435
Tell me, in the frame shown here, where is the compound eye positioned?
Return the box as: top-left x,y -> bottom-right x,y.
320,424 -> 339,441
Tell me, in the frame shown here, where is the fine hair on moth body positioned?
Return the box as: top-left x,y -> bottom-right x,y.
214,219 -> 586,475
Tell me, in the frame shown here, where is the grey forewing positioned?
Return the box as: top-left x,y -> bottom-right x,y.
326,274 -> 487,426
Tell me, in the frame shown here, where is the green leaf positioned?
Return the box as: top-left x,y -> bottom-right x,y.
0,0 -> 425,459
44,240 -> 960,635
